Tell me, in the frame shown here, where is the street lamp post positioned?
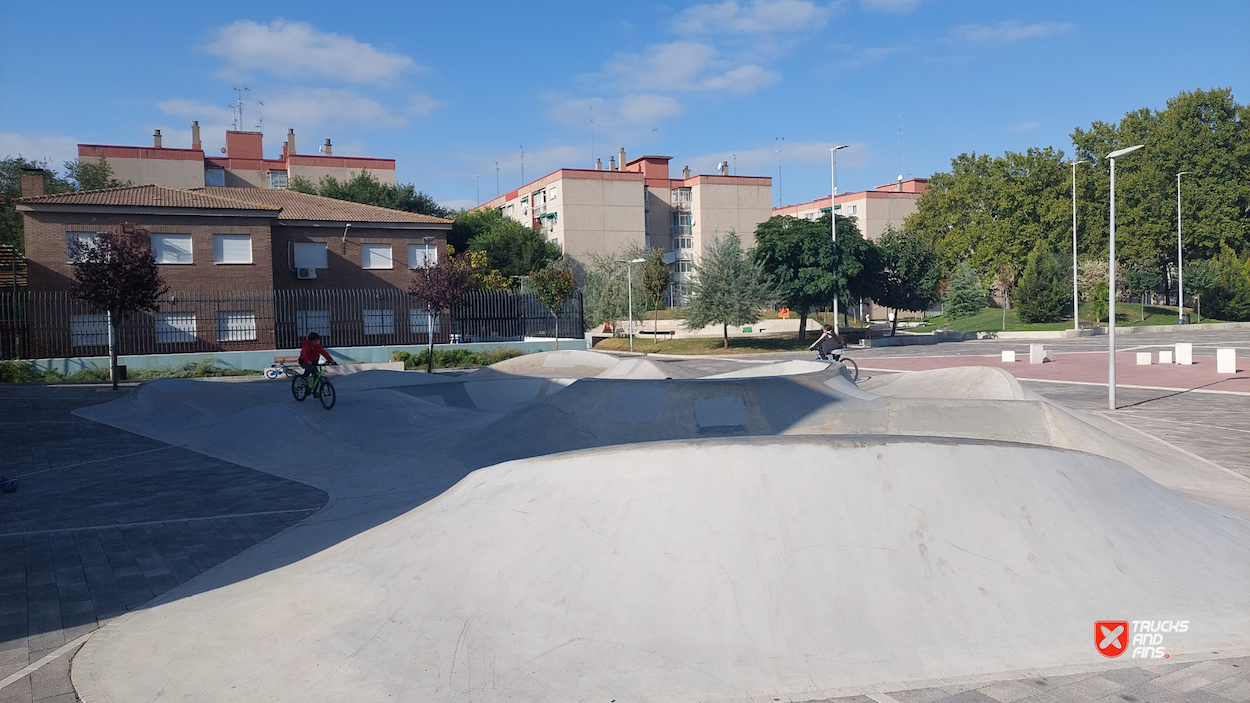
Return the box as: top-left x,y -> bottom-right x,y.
829,145 -> 849,336
617,257 -> 646,352
1070,159 -> 1087,330
1176,172 -> 1190,324
1106,144 -> 1145,410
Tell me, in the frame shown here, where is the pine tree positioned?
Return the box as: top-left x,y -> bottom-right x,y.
1013,241 -> 1069,323
944,262 -> 985,319
682,232 -> 774,348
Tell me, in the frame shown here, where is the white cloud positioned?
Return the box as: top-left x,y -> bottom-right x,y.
603,42 -> 778,93
674,0 -> 834,34
263,88 -> 405,129
837,45 -> 902,69
203,19 -> 418,84
0,133 -> 80,167
407,94 -> 442,117
955,21 -> 1073,43
860,0 -> 921,13
1011,122 -> 1040,132
551,94 -> 684,134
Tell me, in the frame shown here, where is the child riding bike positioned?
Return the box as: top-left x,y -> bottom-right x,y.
808,324 -> 844,361
299,332 -> 337,377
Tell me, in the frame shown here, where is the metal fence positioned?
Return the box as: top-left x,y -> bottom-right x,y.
0,288 -> 584,360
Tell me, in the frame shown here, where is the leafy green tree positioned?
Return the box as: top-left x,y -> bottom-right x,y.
463,209 -> 562,279
1186,245 -> 1250,321
291,170 -> 450,218
409,251 -> 477,373
684,232 -> 774,348
1013,241 -> 1070,323
582,243 -> 646,332
875,225 -> 939,335
63,157 -> 128,191
751,214 -> 876,340
1,158 -> 73,248
640,247 -> 671,336
1088,280 -> 1110,323
530,264 -> 580,350
1125,263 -> 1164,321
944,262 -> 985,319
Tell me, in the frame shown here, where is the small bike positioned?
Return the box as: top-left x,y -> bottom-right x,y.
817,349 -> 859,382
265,359 -> 299,380
291,360 -> 337,410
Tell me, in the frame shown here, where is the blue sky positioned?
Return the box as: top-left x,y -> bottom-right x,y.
2,1 -> 1246,210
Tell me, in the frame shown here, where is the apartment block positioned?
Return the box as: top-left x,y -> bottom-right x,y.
77,124 -> 396,191
773,178 -> 929,241
477,148 -> 771,304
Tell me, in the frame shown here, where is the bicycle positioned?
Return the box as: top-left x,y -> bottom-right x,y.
291,360 -> 337,409
817,349 -> 859,382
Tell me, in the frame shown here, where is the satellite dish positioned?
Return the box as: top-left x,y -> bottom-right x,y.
220,147 -> 227,154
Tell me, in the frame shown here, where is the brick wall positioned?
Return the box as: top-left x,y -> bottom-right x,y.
271,225 -> 447,290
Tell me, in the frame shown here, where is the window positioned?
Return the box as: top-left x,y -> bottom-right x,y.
676,261 -> 693,273
521,196 -> 529,204
216,311 -> 257,342
549,186 -> 557,200
293,242 -> 328,269
408,244 -> 438,269
410,309 -> 442,334
155,312 -> 197,344
361,244 -> 393,270
505,204 -> 514,216
66,232 -> 98,263
850,204 -> 858,215
151,234 -> 193,264
671,211 -> 692,235
205,168 -> 225,187
269,171 -> 288,189
673,187 -> 692,206
70,313 -> 108,347
532,190 -> 545,208
297,310 -> 331,338
673,235 -> 693,251
363,309 -> 394,336
213,234 -> 252,264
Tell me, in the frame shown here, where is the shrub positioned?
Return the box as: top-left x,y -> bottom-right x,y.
392,348 -> 522,370
944,262 -> 985,318
0,359 -> 32,383
1013,241 -> 1069,323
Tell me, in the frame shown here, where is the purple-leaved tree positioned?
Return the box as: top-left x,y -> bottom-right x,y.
69,230 -> 167,389
409,251 -> 476,373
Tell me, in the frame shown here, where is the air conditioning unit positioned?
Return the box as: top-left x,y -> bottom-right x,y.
297,267 -> 317,280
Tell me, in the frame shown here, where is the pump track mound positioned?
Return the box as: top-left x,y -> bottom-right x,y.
69,351 -> 1250,703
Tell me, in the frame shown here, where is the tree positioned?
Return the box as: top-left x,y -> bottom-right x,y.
63,157 -> 128,191
1013,241 -> 1070,323
944,262 -> 985,319
463,209 -> 562,279
1125,263 -> 1164,321
752,214 -> 876,340
874,225 -> 939,336
530,264 -> 579,350
1,158 -> 73,249
409,252 -> 477,373
69,231 -> 168,389
1186,245 -> 1250,321
684,232 -> 774,348
640,247 -> 670,336
291,170 -> 450,218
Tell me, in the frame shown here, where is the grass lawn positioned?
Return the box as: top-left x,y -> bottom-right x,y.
910,304 -> 1218,333
592,334 -> 819,355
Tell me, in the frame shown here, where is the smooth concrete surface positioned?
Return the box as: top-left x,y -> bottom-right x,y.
67,355 -> 1250,703
1137,352 -> 1152,365
1217,348 -> 1237,373
1161,350 -> 1174,364
1176,342 -> 1194,365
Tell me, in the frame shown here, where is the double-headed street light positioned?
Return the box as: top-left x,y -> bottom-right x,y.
617,257 -> 646,352
1176,171 -> 1190,325
1070,159 -> 1088,330
1106,144 -> 1145,410
829,144 -> 849,336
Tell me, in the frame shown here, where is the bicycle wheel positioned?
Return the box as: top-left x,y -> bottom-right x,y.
292,374 -> 309,401
318,379 -> 336,410
842,357 -> 859,382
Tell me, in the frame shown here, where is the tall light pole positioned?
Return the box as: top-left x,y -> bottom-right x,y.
1070,159 -> 1087,330
829,145 -> 849,336
1176,171 -> 1190,324
617,257 -> 645,352
1106,144 -> 1145,410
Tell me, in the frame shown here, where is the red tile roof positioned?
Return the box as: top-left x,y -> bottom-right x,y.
196,188 -> 451,224
15,185 -> 281,211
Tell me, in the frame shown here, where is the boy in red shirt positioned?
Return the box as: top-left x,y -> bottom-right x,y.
299,332 -> 336,379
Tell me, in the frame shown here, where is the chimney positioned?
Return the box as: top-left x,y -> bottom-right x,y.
595,158 -> 602,170
618,147 -> 626,171
153,129 -> 162,148
20,168 -> 46,198
719,161 -> 729,176
287,129 -> 296,156
896,175 -> 903,192
609,156 -> 616,171
683,165 -> 691,179
323,139 -> 332,156
191,121 -> 201,150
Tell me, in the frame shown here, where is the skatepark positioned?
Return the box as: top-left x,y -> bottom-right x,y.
42,349 -> 1249,703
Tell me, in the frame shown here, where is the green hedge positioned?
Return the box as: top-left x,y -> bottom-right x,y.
392,348 -> 522,370
0,359 -> 260,383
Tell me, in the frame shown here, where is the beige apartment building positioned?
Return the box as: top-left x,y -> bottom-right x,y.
773,177 -> 929,242
476,148 -> 772,304
77,124 -> 396,191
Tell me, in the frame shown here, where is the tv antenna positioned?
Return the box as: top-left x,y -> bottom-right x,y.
254,100 -> 264,131
587,103 -> 595,167
520,146 -> 525,185
230,86 -> 249,131
898,114 -> 905,181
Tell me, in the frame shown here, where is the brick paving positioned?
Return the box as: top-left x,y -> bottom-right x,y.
0,384 -> 327,703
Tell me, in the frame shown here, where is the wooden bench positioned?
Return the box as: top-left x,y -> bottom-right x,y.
273,355 -> 299,366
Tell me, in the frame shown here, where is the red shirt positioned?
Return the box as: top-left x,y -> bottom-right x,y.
300,339 -> 334,364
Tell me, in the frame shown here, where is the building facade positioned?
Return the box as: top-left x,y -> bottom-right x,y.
772,178 -> 929,242
476,148 -> 772,304
77,125 -> 396,191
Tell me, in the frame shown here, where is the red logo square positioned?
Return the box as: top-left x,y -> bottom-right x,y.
1096,621 -> 1129,657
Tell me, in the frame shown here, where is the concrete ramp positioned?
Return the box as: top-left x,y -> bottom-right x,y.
77,438 -> 1250,703
488,349 -> 619,378
861,365 -> 1034,400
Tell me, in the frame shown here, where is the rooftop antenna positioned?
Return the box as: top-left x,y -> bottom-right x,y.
588,103 -> 595,167
254,100 -> 264,132
232,86 -> 249,131
898,114 -> 905,182
495,162 -> 500,197
652,128 -> 659,154
520,146 -> 524,185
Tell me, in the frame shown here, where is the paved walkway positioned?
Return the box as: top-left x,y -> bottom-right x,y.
0,384 -> 328,703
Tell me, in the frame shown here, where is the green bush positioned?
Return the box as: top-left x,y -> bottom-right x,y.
944,262 -> 985,318
1189,245 -> 1250,322
392,348 -> 522,370
0,359 -> 32,383
1013,241 -> 1069,323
